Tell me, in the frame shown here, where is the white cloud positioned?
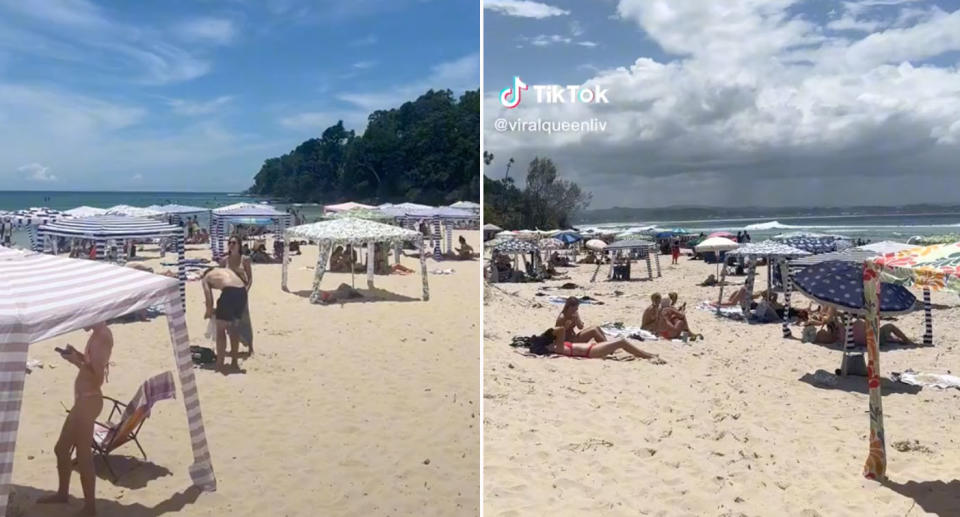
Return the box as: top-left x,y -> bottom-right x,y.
167,95 -> 235,116
175,17 -> 237,45
352,60 -> 378,69
519,34 -> 599,47
486,0 -> 960,206
0,0 -> 212,84
18,163 -> 57,182
827,15 -> 885,32
485,0 -> 569,19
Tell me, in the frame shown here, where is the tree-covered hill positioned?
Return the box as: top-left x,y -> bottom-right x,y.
249,89 -> 479,205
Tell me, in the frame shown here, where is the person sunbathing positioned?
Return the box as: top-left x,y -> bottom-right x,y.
392,263 -> 415,274
527,327 -> 665,363
555,296 -> 606,343
718,286 -> 765,307
700,274 -> 718,286
455,235 -> 474,260
38,322 -> 113,516
657,299 -> 703,340
641,293 -> 663,331
851,319 -> 914,347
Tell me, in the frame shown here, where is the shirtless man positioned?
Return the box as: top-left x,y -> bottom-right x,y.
641,293 -> 663,331
201,267 -> 248,373
38,323 -> 113,516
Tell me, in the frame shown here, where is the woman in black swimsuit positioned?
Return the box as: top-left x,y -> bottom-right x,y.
526,327 -> 664,363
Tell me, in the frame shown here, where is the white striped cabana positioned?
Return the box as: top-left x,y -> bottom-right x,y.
37,216 -> 187,307
383,207 -> 479,258
604,239 -> 659,280
0,246 -> 216,513
210,204 -> 292,261
281,218 -> 428,303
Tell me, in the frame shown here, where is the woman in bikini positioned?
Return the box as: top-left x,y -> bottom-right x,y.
219,236 -> 253,354
555,296 -> 607,343
528,327 -> 664,363
38,323 -> 113,516
657,299 -> 703,340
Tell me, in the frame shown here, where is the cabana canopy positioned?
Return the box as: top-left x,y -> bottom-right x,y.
64,206 -> 106,217
0,247 -> 216,512
104,205 -> 162,218
493,239 -> 538,254
606,239 -> 655,250
324,201 -> 375,213
325,208 -> 395,221
772,235 -> 846,254
37,215 -> 188,306
147,204 -> 210,215
726,240 -> 810,258
483,223 -> 503,232
853,241 -> 915,255
860,242 -> 960,480
538,238 -> 565,250
449,200 -> 480,210
605,239 -> 661,280
210,203 -> 292,260
792,261 -> 916,315
281,218 -> 427,302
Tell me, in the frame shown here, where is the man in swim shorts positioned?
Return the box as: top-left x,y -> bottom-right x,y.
201,267 -> 248,373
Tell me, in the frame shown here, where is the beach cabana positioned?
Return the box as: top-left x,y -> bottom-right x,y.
210,203 -> 292,260
148,204 -> 211,227
384,206 -> 479,259
323,201 -> 375,214
605,239 -> 660,280
281,218 -> 427,303
853,241 -> 915,255
0,208 -> 67,250
449,200 -> 481,213
37,216 -> 187,307
64,206 -> 106,217
104,205 -> 163,218
858,242 -> 960,480
0,246 -> 216,513
721,241 -> 810,337
483,223 -> 502,242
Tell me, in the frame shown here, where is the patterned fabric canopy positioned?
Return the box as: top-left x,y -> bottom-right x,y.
726,240 -> 810,258
212,203 -> 287,217
792,261 -> 916,315
907,234 -> 960,246
0,207 -> 66,227
325,208 -> 395,221
383,206 -> 478,220
105,205 -> 163,218
64,206 -> 106,217
493,239 -> 538,254
853,241 -> 914,255
538,238 -> 565,250
606,239 -> 655,250
449,201 -> 480,210
873,242 -> 960,292
791,249 -> 877,267
285,217 -> 422,246
324,201 -> 375,213
772,236 -> 843,254
39,215 -> 180,239
483,223 -> 503,231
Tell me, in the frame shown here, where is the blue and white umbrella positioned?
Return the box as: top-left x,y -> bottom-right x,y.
791,261 -> 916,315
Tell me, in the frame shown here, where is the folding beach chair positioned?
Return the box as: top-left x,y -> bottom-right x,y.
69,371 -> 177,480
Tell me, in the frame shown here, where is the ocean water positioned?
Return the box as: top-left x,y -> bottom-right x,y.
580,212 -> 960,243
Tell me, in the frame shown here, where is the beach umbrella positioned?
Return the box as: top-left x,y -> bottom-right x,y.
492,238 -> 538,254
554,231 -> 582,244
64,206 -> 107,217
695,237 -> 739,275
483,223 -> 502,231
709,231 -> 736,239
791,261 -> 916,315
654,231 -> 675,239
585,239 -> 607,251
853,241 -> 914,255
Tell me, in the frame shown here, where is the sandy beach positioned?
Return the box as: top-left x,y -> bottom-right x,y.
483,255 -> 960,516
9,231 -> 481,517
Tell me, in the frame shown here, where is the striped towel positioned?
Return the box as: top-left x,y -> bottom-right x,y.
119,371 -> 176,423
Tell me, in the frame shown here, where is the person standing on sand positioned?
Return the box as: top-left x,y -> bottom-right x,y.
219,236 -> 254,355
201,267 -> 248,373
38,323 -> 113,516
671,239 -> 680,265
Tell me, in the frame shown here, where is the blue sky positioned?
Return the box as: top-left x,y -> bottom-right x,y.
484,0 -> 960,207
0,0 -> 479,192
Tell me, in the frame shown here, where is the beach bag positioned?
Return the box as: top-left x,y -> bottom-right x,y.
190,346 -> 216,365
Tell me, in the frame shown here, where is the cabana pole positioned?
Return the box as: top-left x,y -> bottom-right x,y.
0,341 -> 30,513
654,248 -> 661,277
419,237 -> 429,301
741,257 -> 757,314
281,233 -> 289,291
366,241 -> 375,289
310,242 -> 332,303
177,234 -> 186,308
716,261 -> 727,315
779,258 -> 792,338
862,261 -> 886,480
922,288 -> 932,345
645,250 -> 653,280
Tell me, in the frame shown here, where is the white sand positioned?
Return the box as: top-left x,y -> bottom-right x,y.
484,256 -> 960,516
10,231 -> 481,516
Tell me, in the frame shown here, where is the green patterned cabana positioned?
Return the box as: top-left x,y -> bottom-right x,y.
861,242 -> 960,480
281,217 -> 428,303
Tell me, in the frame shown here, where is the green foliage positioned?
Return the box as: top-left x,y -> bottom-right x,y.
249,89 -> 480,205
483,156 -> 591,230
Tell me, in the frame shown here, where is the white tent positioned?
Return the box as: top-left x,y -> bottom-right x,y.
64,206 -> 107,217
323,202 -> 375,214
853,241 -> 915,255
0,246 -> 216,513
210,204 -> 292,260
104,205 -> 163,218
281,218 -> 428,303
449,200 -> 480,212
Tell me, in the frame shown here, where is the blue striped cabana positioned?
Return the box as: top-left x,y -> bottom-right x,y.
37,216 -> 187,307
210,203 -> 292,261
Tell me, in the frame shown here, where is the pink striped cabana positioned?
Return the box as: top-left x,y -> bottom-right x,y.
0,246 -> 216,512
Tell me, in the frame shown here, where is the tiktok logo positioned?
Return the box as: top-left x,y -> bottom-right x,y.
499,76 -> 527,109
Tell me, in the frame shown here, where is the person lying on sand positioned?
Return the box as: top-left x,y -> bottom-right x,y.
717,286 -> 765,307
38,322 -> 113,516
657,299 -> 703,341
526,327 -> 665,363
851,319 -> 914,347
700,274 -> 718,286
555,296 -> 607,343
641,293 -> 663,331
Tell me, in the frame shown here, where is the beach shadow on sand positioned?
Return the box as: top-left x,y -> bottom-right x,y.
78,456 -> 173,490
798,373 -> 922,395
882,478 -> 960,516
10,484 -> 201,517
291,287 -> 421,304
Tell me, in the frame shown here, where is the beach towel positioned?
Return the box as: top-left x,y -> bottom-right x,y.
598,324 -> 660,341
892,370 -> 960,390
696,301 -> 746,321
118,371 -> 176,422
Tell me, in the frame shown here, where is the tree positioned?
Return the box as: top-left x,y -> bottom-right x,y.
483,157 -> 591,230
